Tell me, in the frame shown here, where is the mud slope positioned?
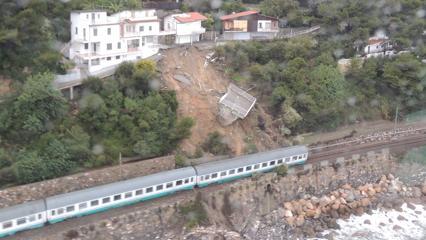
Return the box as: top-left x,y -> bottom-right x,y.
159,46 -> 280,155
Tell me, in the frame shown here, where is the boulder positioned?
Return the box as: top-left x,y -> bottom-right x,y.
406,202 -> 416,210
330,210 -> 339,219
331,202 -> 340,210
284,202 -> 293,211
342,183 -> 352,190
380,175 -> 387,182
360,198 -> 370,207
311,196 -> 320,205
305,209 -> 316,218
397,215 -> 407,221
286,216 -> 295,226
348,201 -> 359,209
367,188 -> 376,196
392,225 -> 402,231
284,210 -> 293,218
305,201 -> 314,210
295,215 -> 305,227
319,196 -> 331,207
354,207 -> 364,216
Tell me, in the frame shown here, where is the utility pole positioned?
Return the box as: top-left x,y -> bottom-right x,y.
394,105 -> 399,133
119,152 -> 122,180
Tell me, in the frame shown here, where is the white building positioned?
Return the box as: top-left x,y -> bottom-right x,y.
163,12 -> 207,44
69,10 -> 160,74
364,36 -> 394,58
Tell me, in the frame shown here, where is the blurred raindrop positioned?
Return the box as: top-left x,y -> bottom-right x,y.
210,0 -> 223,9
92,144 -> 104,155
347,96 -> 357,106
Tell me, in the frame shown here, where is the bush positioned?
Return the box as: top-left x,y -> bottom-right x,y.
275,164 -> 288,177
202,131 -> 230,155
175,153 -> 186,168
179,193 -> 208,229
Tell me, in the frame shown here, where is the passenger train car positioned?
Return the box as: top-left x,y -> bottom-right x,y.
0,145 -> 308,238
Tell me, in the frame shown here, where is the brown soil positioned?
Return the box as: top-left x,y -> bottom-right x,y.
159,46 -> 281,155
0,76 -> 11,96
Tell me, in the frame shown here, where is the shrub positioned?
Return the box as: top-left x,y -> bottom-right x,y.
179,194 -> 208,229
275,164 -> 288,177
201,131 -> 230,155
175,153 -> 186,168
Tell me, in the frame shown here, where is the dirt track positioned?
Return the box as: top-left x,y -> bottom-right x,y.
159,46 -> 280,155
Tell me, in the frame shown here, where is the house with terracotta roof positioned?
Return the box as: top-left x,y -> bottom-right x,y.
163,12 -> 207,44
220,10 -> 279,40
364,35 -> 394,58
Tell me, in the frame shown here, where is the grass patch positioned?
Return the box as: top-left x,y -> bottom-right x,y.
401,146 -> 426,165
179,193 -> 208,229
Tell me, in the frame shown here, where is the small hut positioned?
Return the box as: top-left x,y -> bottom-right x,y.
218,84 -> 256,125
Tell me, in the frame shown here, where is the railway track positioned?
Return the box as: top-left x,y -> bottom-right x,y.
7,133 -> 426,240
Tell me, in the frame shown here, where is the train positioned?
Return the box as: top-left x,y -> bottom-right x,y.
0,145 -> 308,238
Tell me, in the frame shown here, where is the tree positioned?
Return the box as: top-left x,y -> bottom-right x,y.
221,0 -> 247,14
202,131 -> 230,155
260,0 -> 300,18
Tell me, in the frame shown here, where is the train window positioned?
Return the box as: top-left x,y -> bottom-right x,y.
278,159 -> 283,164
298,155 -> 303,159
262,162 -> 267,168
79,202 -> 88,209
91,200 -> 99,206
176,180 -> 183,186
212,173 -> 218,179
220,171 -> 227,177
156,185 -> 163,191
246,166 -> 252,171
29,215 -> 36,222
17,218 -> 26,225
51,210 -> 56,216
66,206 -> 75,212
184,178 -> 189,184
238,167 -> 244,173
205,175 -> 210,180
292,156 -> 297,161
136,189 -> 143,195
125,192 -> 133,198
166,182 -> 173,188
191,177 -> 194,182
114,194 -> 122,201
3,222 -> 12,229
285,157 -> 290,162
254,164 -> 260,169
270,161 -> 276,166
58,208 -> 64,215
38,214 -> 42,219
102,197 -> 111,204
229,169 -> 235,175
146,187 -> 153,193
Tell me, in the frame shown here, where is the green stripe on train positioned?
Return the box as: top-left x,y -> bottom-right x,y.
0,223 -> 44,238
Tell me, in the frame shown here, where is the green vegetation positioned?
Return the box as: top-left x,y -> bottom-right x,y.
179,193 -> 209,229
201,131 -> 231,155
401,146 -> 426,165
0,60 -> 193,186
275,164 -> 288,177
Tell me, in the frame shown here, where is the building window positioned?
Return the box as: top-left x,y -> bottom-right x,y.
117,42 -> 121,49
84,43 -> 89,49
66,206 -> 75,212
93,28 -> 98,36
107,28 -> 111,35
140,26 -> 144,32
116,55 -> 120,60
79,202 -> 87,209
124,192 -> 133,198
91,200 -> 99,206
149,26 -> 152,31
146,36 -> 153,43
97,14 -> 100,19
86,14 -> 89,19
156,185 -> 163,191
107,57 -> 111,61
91,58 -> 100,66
135,189 -> 143,195
75,27 -> 78,35
102,197 -> 110,204
238,167 -> 244,173
166,182 -> 173,188
107,43 -> 112,50
146,187 -> 153,193
2,222 -> 12,229
258,22 -> 262,28
17,218 -> 26,225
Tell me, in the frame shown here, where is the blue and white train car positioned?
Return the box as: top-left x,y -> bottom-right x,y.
194,145 -> 308,187
0,200 -> 47,238
46,167 -> 197,223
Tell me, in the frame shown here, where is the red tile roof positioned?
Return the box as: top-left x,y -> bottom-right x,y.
220,10 -> 258,20
174,12 -> 207,23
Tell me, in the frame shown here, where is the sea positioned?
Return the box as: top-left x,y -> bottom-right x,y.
314,203 -> 426,240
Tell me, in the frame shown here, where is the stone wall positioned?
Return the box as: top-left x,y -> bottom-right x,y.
0,155 -> 174,208
19,148 -> 397,240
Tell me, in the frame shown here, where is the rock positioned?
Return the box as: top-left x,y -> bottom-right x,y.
295,215 -> 305,227
311,196 -> 320,205
344,191 -> 355,202
379,222 -> 386,227
348,201 -> 359,209
380,175 -> 387,182
421,182 -> 426,196
406,203 -> 416,210
284,210 -> 293,218
360,198 -> 370,207
286,216 -> 295,226
330,195 -> 336,201
319,196 -> 331,207
367,188 -> 376,196
388,174 -> 395,180
415,211 -> 422,215
342,184 -> 352,190
354,207 -> 364,216
305,209 -> 316,218
397,215 -> 407,221
284,202 -> 293,211
305,201 -> 314,210
364,219 -> 371,224
392,198 -> 404,210
330,210 -> 339,219
331,202 -> 340,210
392,225 -> 402,231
